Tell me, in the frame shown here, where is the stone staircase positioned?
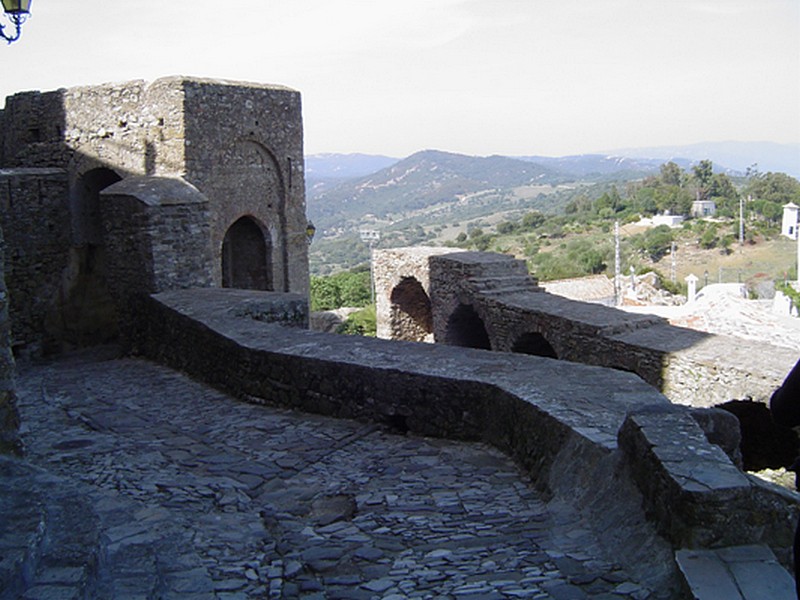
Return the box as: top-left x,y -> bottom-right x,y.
0,456 -> 214,600
469,273 -> 541,297
457,253 -> 541,298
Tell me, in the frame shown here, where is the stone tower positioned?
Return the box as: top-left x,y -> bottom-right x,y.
0,77 -> 309,354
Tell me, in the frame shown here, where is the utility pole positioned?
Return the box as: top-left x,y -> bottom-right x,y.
670,241 -> 677,283
739,195 -> 745,248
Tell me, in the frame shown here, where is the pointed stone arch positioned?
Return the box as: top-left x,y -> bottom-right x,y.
221,216 -> 273,290
444,304 -> 491,350
389,277 -> 433,342
210,139 -> 287,290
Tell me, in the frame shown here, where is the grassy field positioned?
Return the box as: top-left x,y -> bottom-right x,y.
656,234 -> 796,287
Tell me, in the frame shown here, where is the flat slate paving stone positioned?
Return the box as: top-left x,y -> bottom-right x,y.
6,351 -> 666,599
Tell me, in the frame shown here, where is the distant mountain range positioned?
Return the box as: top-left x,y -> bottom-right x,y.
305,153 -> 399,180
307,150 -> 567,232
605,141 -> 799,178
305,141 -> 799,236
306,141 -> 799,184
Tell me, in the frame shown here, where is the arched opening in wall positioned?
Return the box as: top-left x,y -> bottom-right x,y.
221,216 -> 272,290
510,332 -> 558,359
45,168 -> 122,352
444,304 -> 491,350
717,400 -> 798,472
389,277 -> 433,342
74,168 -> 122,245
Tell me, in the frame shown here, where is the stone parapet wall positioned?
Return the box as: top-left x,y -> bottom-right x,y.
1,80 -> 187,179
0,90 -> 69,169
132,288 -> 798,577
379,247 -> 795,407
101,176 -> 214,297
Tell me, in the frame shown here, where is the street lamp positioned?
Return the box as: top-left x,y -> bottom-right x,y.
305,221 -> 316,244
359,228 -> 381,305
1,0 -> 32,44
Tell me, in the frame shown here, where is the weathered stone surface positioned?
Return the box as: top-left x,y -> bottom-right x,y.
132,288 -> 798,577
0,77 -> 309,355
691,407 -> 744,468
0,223 -> 20,455
3,352 -> 675,599
374,246 -> 796,408
618,407 -> 796,555
676,545 -> 795,600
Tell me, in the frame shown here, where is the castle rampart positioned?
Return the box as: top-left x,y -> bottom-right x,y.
129,287 -> 797,581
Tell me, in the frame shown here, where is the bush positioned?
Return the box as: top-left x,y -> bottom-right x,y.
310,269 -> 371,311
336,305 -> 376,337
630,225 -> 674,262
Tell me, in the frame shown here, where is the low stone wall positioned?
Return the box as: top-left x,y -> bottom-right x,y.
374,248 -> 795,408
132,288 -> 798,576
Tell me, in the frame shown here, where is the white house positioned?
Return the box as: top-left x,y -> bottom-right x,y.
691,200 -> 716,218
782,202 -> 799,240
652,212 -> 685,227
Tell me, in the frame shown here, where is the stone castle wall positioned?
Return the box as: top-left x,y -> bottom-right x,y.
180,79 -> 307,292
0,168 -> 70,352
0,77 -> 309,353
0,224 -> 20,454
100,177 -> 214,301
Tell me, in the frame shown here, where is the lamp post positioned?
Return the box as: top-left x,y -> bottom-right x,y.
305,221 -> 316,244
1,0 -> 32,44
359,229 -> 381,305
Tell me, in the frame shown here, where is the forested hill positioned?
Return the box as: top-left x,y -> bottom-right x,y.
307,150 -> 566,231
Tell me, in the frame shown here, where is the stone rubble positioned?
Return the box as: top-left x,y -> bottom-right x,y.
3,349 -> 665,599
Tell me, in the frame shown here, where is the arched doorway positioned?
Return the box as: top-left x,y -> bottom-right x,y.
389,277 -> 433,342
46,168 -> 122,351
73,168 -> 122,245
222,216 -> 272,290
444,304 -> 491,350
511,332 -> 558,359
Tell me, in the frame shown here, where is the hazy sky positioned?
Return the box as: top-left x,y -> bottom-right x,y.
2,0 -> 798,157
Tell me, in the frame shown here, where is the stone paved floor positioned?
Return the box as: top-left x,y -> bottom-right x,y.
11,349 -> 659,599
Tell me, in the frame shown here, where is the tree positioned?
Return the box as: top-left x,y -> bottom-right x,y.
660,161 -> 684,187
631,225 -> 674,262
746,172 -> 800,205
521,210 -> 545,229
310,269 -> 371,311
496,221 -> 516,234
700,224 -> 718,249
692,160 -> 714,199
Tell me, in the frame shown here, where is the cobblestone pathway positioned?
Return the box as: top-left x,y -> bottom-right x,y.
10,350 -> 656,599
